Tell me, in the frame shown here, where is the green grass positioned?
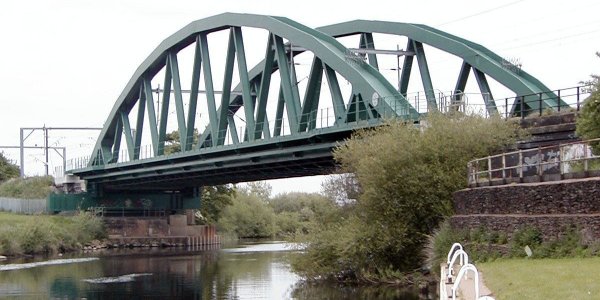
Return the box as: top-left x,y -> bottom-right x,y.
479,257 -> 600,299
0,212 -> 106,255
0,212 -> 72,225
0,176 -> 53,199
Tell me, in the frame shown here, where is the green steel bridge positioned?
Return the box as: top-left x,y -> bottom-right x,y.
54,13 -> 569,211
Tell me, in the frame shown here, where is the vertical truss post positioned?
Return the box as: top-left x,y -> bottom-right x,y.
143,79 -> 159,156
359,33 -> 379,69
274,89 -> 285,137
111,117 -> 123,163
399,39 -> 415,97
198,33 -> 219,148
168,53 -> 188,151
133,85 -> 146,159
323,64 -> 345,124
186,37 -> 202,151
453,61 -> 471,107
158,54 -> 173,155
227,115 -> 239,144
120,111 -> 135,161
254,34 -> 275,140
217,28 -> 237,146
273,35 -> 300,133
232,27 -> 256,142
473,68 -> 497,115
413,40 -> 436,110
299,57 -> 324,132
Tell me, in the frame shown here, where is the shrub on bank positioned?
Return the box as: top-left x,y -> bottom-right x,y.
291,113 -> 522,283
0,212 -> 105,256
0,176 -> 54,199
430,221 -> 598,267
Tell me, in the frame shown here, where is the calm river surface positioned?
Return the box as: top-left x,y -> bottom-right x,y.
0,240 -> 426,299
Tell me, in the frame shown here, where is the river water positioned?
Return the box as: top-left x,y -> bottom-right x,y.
0,240 -> 426,299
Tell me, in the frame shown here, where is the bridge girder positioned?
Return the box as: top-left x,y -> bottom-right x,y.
316,20 -> 565,114
80,13 -> 414,190
73,13 -> 563,191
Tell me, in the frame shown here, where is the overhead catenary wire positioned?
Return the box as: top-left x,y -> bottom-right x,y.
435,0 -> 526,27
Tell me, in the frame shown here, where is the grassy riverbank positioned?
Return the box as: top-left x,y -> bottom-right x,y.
0,212 -> 105,256
479,257 -> 600,299
0,176 -> 53,199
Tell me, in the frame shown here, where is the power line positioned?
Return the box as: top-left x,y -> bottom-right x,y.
497,28 -> 600,51
436,0 -> 525,26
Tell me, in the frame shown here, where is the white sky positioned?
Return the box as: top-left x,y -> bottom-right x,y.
1,0 -> 599,195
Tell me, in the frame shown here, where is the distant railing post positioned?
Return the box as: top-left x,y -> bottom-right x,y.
502,154 -> 506,183
519,149 -> 524,180
520,96 -> 524,119
577,86 -> 581,111
487,156 -> 492,184
505,97 -> 508,119
559,143 -> 563,177
557,89 -> 561,112
538,147 -> 543,178
538,92 -> 543,116
584,143 -> 589,172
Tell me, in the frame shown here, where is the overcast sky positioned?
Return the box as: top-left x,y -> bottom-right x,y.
1,0 -> 599,195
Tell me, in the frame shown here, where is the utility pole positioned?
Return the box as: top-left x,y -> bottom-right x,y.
1,146 -> 66,176
44,126 -> 49,176
19,126 -> 102,177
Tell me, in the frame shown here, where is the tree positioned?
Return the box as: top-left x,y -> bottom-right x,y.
198,185 -> 235,224
217,187 -> 277,238
164,128 -> 199,154
321,173 -> 361,205
291,113 -> 522,281
576,52 -> 600,154
242,181 -> 272,200
0,152 -> 19,182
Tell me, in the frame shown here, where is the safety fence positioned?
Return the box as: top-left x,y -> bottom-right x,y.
64,85 -> 592,172
0,197 -> 46,214
467,138 -> 600,187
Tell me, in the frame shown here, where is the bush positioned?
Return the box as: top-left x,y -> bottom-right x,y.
430,222 -> 594,264
292,113 -> 522,282
0,176 -> 54,199
18,220 -> 60,253
217,191 -> 277,238
576,53 -> 600,153
72,212 -> 106,241
0,153 -> 19,182
0,226 -> 21,255
426,220 -> 468,269
0,212 -> 106,255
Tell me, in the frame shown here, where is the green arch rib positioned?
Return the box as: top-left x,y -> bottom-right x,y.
317,20 -> 565,112
88,13 -> 414,167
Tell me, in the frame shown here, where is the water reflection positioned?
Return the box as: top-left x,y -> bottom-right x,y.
0,241 -> 425,299
291,281 -> 426,300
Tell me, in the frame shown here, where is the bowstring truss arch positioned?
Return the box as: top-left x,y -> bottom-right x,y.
88,13 -> 414,167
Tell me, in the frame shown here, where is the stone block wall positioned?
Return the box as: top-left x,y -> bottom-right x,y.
104,218 -> 170,237
451,177 -> 600,240
454,178 -> 600,215
104,216 -> 217,239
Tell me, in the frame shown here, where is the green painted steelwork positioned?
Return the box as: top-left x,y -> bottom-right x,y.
316,20 -> 566,113
47,191 -> 200,213
79,13 -> 414,191
74,13 -> 563,192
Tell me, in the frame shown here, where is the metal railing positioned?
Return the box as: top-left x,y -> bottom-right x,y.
468,138 -> 600,187
66,85 -> 592,171
88,206 -> 166,218
65,102 -> 408,170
